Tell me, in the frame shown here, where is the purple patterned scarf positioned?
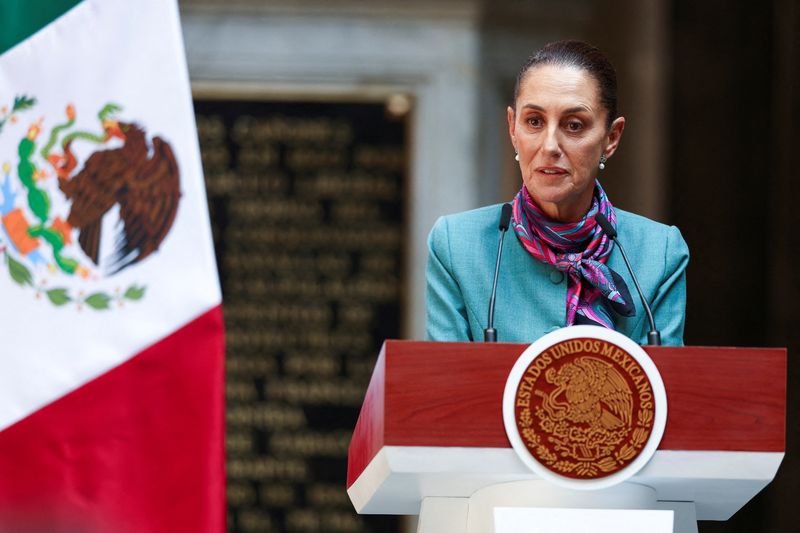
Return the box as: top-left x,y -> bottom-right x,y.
511,181 -> 634,329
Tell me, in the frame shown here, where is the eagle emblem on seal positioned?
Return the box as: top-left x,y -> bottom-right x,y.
539,357 -> 633,436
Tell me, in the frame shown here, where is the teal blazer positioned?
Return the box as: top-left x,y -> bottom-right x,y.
425,204 -> 689,345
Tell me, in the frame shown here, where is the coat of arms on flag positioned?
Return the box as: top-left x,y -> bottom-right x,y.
1,96 -> 180,309
0,0 -> 225,531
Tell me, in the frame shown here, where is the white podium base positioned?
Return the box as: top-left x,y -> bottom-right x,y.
416,481 -> 699,533
494,507 -> 673,533
416,498 -> 468,533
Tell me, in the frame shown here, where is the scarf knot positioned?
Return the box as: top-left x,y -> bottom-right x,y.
511,182 -> 635,329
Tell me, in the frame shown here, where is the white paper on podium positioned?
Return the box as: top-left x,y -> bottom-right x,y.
494,507 -> 674,533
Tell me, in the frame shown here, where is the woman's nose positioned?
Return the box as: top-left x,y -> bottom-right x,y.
543,126 -> 562,156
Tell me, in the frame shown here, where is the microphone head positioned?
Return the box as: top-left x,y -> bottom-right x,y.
499,203 -> 512,231
595,212 -> 617,238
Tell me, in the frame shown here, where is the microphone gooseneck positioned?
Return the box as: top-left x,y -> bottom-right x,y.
595,213 -> 661,346
484,203 -> 512,343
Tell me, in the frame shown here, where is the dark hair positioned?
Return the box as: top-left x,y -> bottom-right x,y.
513,40 -> 618,128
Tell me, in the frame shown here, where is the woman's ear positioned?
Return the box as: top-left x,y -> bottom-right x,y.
603,116 -> 626,158
507,106 -> 517,150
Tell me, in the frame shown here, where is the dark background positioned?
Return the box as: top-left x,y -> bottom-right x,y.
669,1 -> 798,531
197,100 -> 405,533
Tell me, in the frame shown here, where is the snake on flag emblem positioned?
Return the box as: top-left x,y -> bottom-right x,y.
0,95 -> 181,309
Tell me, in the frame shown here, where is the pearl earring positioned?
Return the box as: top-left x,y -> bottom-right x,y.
515,152 -> 520,162
599,154 -> 607,170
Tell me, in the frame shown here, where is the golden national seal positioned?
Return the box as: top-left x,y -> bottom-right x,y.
514,337 -> 656,479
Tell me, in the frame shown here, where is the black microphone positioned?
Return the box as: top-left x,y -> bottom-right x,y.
484,203 -> 512,342
595,213 -> 661,346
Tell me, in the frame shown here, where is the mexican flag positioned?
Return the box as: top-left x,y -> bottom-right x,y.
0,0 -> 225,531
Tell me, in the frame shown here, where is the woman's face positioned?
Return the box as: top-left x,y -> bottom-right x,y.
507,64 -> 625,222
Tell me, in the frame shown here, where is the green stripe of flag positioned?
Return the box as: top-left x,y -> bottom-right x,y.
0,0 -> 84,55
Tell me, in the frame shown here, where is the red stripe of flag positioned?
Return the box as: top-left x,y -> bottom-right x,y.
0,306 -> 225,532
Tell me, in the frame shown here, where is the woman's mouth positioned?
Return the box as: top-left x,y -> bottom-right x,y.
537,167 -> 568,175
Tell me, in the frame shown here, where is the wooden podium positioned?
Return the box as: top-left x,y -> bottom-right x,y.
347,341 -> 786,533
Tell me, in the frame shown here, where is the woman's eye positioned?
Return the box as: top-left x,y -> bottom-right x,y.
566,121 -> 583,132
527,117 -> 542,128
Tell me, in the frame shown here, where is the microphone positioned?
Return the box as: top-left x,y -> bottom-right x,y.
595,213 -> 661,346
484,203 -> 512,342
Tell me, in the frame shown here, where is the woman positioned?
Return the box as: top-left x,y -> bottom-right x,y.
425,40 -> 688,345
